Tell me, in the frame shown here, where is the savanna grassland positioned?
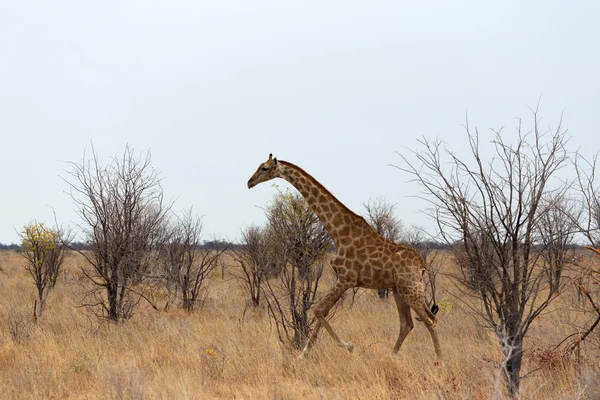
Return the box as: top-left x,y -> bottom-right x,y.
1,250 -> 599,399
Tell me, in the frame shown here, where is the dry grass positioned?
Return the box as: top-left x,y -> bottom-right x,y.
0,250 -> 599,399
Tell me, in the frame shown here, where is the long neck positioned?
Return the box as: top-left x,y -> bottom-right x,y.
279,161 -> 375,248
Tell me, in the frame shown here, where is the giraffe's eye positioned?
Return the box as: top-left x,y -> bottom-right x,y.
262,167 -> 269,171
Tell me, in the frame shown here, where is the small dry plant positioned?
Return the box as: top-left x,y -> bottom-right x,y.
104,361 -> 146,400
6,303 -> 34,344
201,346 -> 226,381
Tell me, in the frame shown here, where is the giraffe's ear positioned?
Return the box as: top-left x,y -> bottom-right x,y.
274,157 -> 278,165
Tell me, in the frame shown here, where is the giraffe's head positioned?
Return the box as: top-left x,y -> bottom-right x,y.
247,153 -> 281,189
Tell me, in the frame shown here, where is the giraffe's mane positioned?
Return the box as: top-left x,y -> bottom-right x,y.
279,160 -> 377,234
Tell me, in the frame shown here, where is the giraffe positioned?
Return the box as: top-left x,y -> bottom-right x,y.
247,154 -> 441,358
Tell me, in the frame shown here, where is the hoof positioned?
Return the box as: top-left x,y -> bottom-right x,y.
347,341 -> 354,353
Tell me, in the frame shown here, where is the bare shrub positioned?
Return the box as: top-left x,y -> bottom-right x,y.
161,209 -> 227,312
262,189 -> 331,349
399,104 -> 572,396
363,196 -> 403,243
63,144 -> 170,321
231,225 -> 271,308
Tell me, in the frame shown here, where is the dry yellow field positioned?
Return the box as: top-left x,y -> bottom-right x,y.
0,250 -> 599,399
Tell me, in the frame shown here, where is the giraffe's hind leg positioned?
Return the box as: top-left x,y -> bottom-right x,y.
300,282 -> 352,358
392,287 -> 414,354
401,285 -> 442,359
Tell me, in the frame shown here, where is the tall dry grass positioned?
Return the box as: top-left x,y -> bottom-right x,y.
0,250 -> 599,399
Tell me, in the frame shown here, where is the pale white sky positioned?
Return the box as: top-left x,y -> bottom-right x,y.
1,1 -> 598,244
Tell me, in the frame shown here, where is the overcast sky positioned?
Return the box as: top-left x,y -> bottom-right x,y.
1,1 -> 598,244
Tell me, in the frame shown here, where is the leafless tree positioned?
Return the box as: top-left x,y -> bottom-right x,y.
231,225 -> 271,308
63,144 -> 170,321
161,210 -> 227,312
262,189 -> 332,349
362,197 -> 403,299
18,222 -> 70,318
399,105 -> 571,396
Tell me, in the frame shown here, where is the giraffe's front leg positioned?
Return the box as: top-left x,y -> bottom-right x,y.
300,283 -> 352,358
